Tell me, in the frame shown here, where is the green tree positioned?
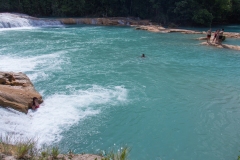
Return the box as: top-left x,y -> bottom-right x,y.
192,9 -> 213,26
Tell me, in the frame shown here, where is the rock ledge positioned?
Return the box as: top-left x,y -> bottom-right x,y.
0,72 -> 43,114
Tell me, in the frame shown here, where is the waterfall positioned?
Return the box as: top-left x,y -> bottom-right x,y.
0,13 -> 63,28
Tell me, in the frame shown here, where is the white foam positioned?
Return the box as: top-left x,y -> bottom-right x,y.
0,85 -> 128,146
0,51 -> 66,81
0,13 -> 63,29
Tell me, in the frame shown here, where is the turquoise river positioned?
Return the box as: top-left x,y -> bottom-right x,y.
0,25 -> 240,160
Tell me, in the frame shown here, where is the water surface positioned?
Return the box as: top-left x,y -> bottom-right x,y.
0,25 -> 240,160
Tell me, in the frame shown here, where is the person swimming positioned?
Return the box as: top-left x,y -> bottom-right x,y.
141,54 -> 145,58
32,97 -> 40,110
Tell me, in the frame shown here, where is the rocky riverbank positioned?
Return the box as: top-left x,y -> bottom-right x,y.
58,17 -> 153,26
134,25 -> 240,38
0,139 -> 104,160
0,152 -> 103,160
48,17 -> 240,51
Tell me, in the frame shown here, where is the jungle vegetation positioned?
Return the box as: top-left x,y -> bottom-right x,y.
0,0 -> 240,26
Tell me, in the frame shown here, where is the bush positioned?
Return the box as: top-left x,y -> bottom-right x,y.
15,139 -> 37,159
51,147 -> 59,159
102,147 -> 130,160
0,135 -> 13,155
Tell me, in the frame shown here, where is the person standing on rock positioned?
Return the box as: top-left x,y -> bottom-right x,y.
212,30 -> 219,43
218,29 -> 224,44
206,29 -> 211,43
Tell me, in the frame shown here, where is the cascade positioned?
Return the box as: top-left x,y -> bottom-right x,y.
0,13 -> 62,28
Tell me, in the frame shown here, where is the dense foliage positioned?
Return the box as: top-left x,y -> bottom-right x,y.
1,0 -> 240,26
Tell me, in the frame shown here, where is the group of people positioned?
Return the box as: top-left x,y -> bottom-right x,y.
207,28 -> 224,44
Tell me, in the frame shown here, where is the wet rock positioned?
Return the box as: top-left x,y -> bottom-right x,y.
201,42 -> 240,51
59,17 -> 152,26
0,72 -> 43,114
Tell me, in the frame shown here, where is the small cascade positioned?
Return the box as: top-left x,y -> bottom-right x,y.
0,13 -> 62,28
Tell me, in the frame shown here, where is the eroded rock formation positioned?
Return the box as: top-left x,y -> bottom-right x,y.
0,72 -> 43,114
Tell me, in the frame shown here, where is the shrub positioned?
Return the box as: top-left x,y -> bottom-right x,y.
51,147 -> 59,159
0,135 -> 12,155
40,147 -> 51,159
16,139 -> 37,159
102,147 -> 130,160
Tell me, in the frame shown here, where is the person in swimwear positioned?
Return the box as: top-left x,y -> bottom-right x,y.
212,30 -> 219,43
218,29 -> 224,44
32,97 -> 40,110
141,54 -> 145,58
206,29 -> 211,43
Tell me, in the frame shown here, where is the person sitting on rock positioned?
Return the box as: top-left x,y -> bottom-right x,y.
32,97 -> 40,110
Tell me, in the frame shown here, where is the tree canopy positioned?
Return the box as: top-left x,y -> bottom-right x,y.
1,0 -> 240,26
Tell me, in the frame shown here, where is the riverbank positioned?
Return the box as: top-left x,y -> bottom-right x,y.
133,25 -> 240,39
58,17 -> 240,51
57,17 -> 240,39
58,17 -> 153,26
0,140 -> 129,160
0,152 -> 103,160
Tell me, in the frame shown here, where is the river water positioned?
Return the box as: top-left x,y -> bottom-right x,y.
0,25 -> 240,160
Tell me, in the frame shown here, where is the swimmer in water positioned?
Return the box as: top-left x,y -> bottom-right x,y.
141,54 -> 145,58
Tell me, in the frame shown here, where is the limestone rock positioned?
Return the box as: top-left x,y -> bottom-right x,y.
135,25 -> 166,32
59,17 -> 152,26
201,42 -> 240,51
0,72 -> 43,114
59,18 -> 76,24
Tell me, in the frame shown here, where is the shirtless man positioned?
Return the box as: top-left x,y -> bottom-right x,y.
206,29 -> 211,43
218,29 -> 224,44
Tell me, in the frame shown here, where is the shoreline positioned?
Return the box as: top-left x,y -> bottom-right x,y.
57,17 -> 240,51
56,17 -> 240,38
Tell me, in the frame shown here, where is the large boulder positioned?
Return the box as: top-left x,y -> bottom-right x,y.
0,72 -> 43,114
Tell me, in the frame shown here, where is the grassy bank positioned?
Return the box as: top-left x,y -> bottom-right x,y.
0,135 -> 130,160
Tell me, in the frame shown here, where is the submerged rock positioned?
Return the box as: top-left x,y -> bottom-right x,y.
201,42 -> 240,51
0,72 -> 43,114
134,25 -> 204,34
